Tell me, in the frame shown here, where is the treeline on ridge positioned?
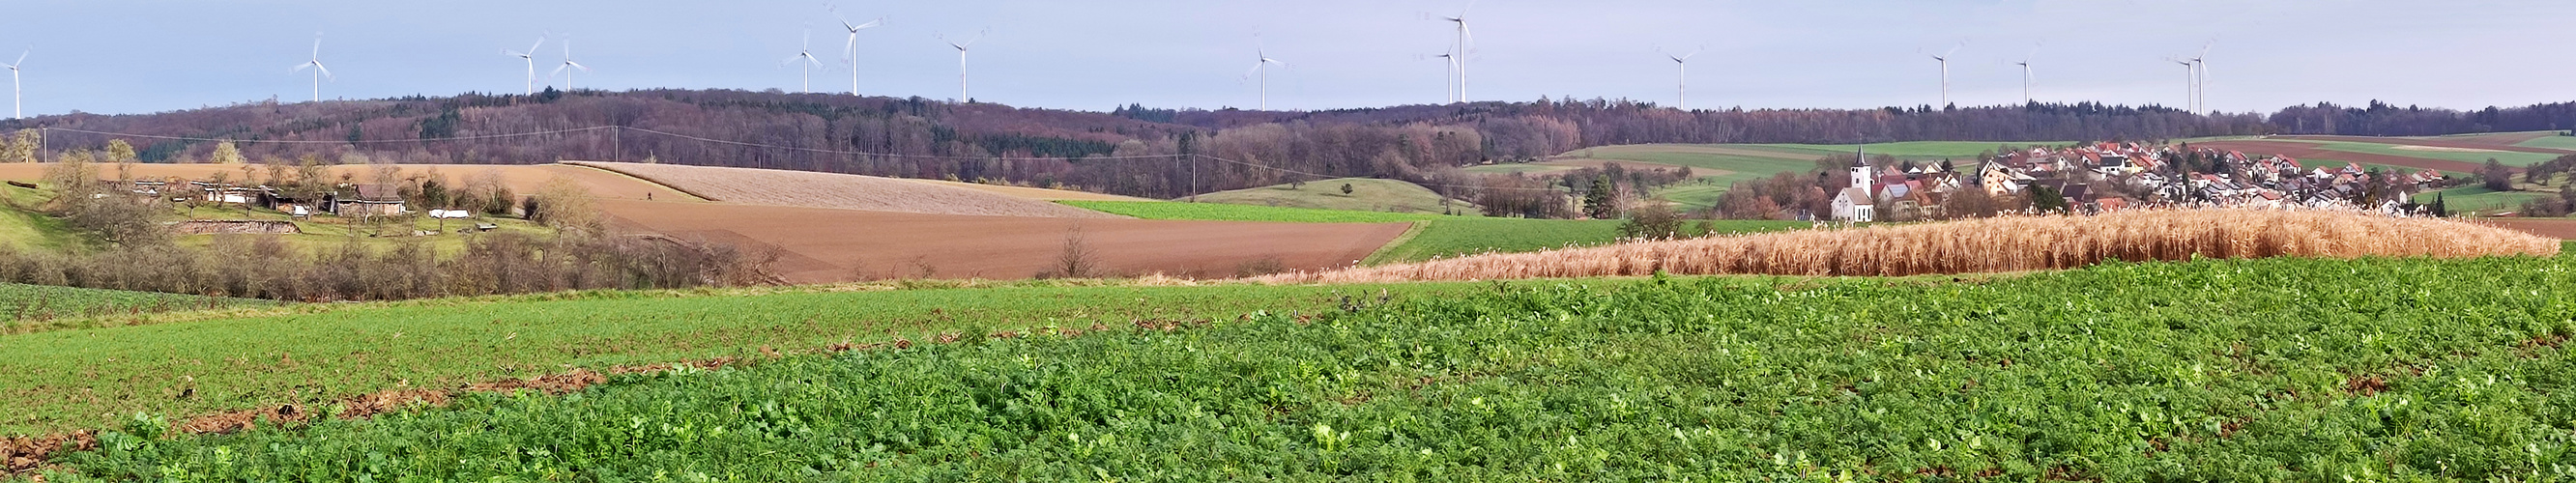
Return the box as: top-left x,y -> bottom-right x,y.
5,89 -> 2574,202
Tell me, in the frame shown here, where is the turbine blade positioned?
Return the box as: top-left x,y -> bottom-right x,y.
314,63 -> 333,80
531,37 -> 545,54
11,50 -> 23,67
291,63 -> 309,72
550,64 -> 568,76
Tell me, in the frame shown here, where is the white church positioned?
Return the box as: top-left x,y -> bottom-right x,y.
1830,148 -> 1875,222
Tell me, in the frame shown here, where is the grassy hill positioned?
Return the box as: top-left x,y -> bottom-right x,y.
25,255 -> 2576,480
1192,178 -> 1474,215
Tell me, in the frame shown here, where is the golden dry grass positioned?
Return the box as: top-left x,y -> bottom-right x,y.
1257,209 -> 2562,283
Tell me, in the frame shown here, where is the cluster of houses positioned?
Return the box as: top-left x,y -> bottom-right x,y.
1831,142 -> 2450,222
109,179 -> 414,217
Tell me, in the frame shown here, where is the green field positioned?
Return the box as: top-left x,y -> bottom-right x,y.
1459,163 -> 1578,176
39,255 -> 2576,481
0,283 -> 273,328
0,280 -> 1563,436
2516,133 -> 2576,151
2419,185 -> 2555,214
1058,201 -> 1454,223
1741,141 -> 2070,159
1363,218 -> 1813,264
1192,178 -> 1473,215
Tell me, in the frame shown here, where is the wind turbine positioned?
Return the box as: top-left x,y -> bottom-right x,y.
2188,42 -> 2213,113
831,5 -> 883,97
2014,43 -> 2040,104
502,35 -> 546,95
940,29 -> 986,102
782,30 -> 825,94
1661,46 -> 1702,110
1924,42 -> 1962,107
289,33 -> 333,102
4,49 -> 23,119
550,36 -> 591,91
1243,42 -> 1288,110
1429,52 -> 1455,103
1435,4 -> 1474,102
2169,58 -> 2195,111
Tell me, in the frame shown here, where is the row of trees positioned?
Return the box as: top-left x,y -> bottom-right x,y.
9,154 -> 767,300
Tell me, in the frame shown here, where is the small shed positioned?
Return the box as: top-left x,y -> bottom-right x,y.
333,185 -> 406,216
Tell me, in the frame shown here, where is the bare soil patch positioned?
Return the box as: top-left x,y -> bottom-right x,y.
597,199 -> 1408,283
574,162 -> 1121,218
2483,218 -> 2576,239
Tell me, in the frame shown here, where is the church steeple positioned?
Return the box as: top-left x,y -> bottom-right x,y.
1850,146 -> 1870,192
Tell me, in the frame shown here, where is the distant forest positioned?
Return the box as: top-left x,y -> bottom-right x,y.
3,88 -> 2571,200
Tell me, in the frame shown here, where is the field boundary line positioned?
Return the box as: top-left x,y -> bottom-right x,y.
559,161 -> 719,202
1360,220 -> 1432,266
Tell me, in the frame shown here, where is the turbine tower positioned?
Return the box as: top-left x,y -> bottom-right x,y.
2013,60 -> 2032,104
2189,42 -> 2213,113
1432,52 -> 1455,103
1243,46 -> 1288,111
784,31 -> 825,94
503,35 -> 545,95
1662,46 -> 1702,110
289,34 -> 333,103
4,49 -> 23,119
1925,42 -> 1962,107
941,30 -> 986,102
550,36 -> 591,91
831,5 -> 883,97
2170,58 -> 2195,110
1437,5 -> 1474,102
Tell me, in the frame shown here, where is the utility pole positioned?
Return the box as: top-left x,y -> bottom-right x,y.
611,126 -> 622,162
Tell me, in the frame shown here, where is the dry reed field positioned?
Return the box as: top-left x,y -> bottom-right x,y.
1259,209 -> 2562,283
569,161 -> 1123,218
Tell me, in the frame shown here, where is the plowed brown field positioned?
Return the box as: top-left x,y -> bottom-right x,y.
2195,140 -> 2495,173
2484,218 -> 2576,239
570,161 -> 1119,218
599,199 -> 1407,282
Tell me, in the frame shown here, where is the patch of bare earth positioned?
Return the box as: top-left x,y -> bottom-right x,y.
599,199 -> 1409,282
571,161 -> 1121,218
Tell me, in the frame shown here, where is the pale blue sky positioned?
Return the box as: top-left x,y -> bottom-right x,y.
2,0 -> 2568,117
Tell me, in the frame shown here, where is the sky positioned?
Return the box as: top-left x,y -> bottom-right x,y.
1,0 -> 2569,118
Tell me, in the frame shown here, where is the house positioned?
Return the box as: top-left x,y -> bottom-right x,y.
333,184 -> 406,216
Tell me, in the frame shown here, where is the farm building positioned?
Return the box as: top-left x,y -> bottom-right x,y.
332,184 -> 406,216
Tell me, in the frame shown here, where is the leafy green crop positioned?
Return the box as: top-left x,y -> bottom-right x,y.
0,283 -> 271,326
46,256 -> 2573,480
1367,218 -> 1814,264
0,280 -> 1538,436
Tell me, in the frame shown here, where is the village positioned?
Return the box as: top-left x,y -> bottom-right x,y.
1830,141 -> 2454,222
76,172 -> 499,236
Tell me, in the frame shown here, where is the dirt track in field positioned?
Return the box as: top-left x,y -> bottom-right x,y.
2483,218 -> 2576,240
597,199 -> 1409,282
2194,140 -> 2497,173
2275,134 -> 2575,155
571,162 -> 1121,218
